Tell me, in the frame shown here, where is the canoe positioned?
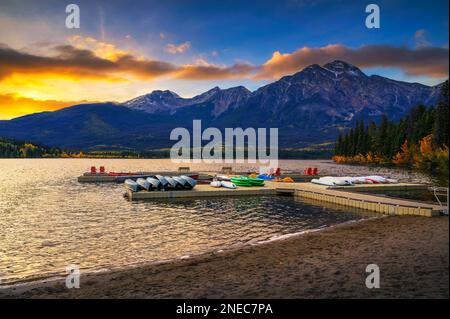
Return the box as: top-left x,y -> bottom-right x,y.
311,177 -> 352,186
136,178 -> 151,191
165,176 -> 182,189
155,175 -> 169,188
173,176 -> 189,189
221,181 -> 237,189
124,179 -> 140,192
210,181 -> 222,188
365,176 -> 388,183
180,175 -> 197,189
146,177 -> 162,190
230,176 -> 265,187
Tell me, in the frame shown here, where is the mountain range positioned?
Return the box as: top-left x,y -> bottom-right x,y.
0,61 -> 443,151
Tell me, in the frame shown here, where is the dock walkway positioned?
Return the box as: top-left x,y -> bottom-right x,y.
125,181 -> 443,217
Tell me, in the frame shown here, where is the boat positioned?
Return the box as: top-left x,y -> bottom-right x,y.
230,176 -> 265,187
365,176 -> 388,184
180,175 -> 197,189
146,177 -> 161,190
155,175 -> 169,189
165,176 -> 181,189
136,178 -> 151,190
311,177 -> 352,186
173,176 -> 189,189
257,174 -> 275,180
210,181 -> 222,188
221,181 -> 237,189
124,179 -> 140,192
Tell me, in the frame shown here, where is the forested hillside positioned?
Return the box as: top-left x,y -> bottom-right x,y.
333,81 -> 449,175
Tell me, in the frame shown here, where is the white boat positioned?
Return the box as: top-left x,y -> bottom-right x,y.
364,176 -> 388,184
311,177 -> 352,186
210,181 -> 222,188
221,181 -> 236,189
124,179 -> 140,192
136,178 -> 151,190
180,175 -> 197,189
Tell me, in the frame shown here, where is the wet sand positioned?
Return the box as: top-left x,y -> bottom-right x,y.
1,216 -> 448,299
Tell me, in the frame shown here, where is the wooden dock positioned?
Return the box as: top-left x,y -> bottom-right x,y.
78,172 -> 206,183
125,181 -> 443,217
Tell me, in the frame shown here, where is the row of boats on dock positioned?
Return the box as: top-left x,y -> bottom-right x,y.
125,175 -> 197,192
124,174 -> 268,192
311,175 -> 398,186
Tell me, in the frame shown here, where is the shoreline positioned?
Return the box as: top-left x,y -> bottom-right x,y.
1,215 -> 448,299
0,216 -> 380,289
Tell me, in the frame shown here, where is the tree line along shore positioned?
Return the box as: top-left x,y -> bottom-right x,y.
333,81 -> 449,176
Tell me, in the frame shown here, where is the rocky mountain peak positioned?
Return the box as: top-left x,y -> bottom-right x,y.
322,60 -> 366,77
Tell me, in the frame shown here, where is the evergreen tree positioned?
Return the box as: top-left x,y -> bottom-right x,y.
434,80 -> 449,146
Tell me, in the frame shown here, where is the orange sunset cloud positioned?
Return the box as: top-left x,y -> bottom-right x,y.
0,93 -> 90,120
0,36 -> 448,119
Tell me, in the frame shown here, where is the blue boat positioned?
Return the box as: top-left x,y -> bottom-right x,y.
180,175 -> 197,189
155,175 -> 169,189
124,179 -> 140,192
136,178 -> 151,190
146,177 -> 161,190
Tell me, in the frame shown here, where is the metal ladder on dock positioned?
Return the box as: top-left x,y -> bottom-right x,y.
429,187 -> 449,215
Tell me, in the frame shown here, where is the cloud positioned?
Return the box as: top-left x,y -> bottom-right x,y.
255,44 -> 449,79
165,41 -> 191,54
0,43 -> 176,81
0,93 -> 90,119
174,62 -> 256,80
1,38 -> 447,86
0,41 -> 256,82
414,29 -> 431,48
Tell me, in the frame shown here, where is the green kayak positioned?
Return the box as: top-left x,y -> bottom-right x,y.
230,176 -> 265,187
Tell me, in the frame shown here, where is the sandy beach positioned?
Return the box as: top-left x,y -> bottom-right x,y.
1,215 -> 448,299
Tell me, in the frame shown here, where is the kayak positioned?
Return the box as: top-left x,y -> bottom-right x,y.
221,181 -> 237,189
365,176 -> 388,183
180,175 -> 197,189
230,176 -> 265,187
124,179 -> 140,192
257,174 -> 275,180
210,181 -> 222,188
136,178 -> 151,191
147,177 -> 162,190
311,177 -> 352,186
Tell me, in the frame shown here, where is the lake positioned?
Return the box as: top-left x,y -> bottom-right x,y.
0,159 -> 437,285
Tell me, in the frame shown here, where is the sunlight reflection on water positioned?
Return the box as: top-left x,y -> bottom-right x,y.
0,159 -> 430,284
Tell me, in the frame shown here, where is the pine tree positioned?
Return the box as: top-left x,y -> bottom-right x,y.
434,80 -> 449,146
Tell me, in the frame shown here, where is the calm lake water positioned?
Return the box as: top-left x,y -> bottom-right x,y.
0,159 -> 438,285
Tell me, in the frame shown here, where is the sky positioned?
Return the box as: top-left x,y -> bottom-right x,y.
0,0 -> 448,119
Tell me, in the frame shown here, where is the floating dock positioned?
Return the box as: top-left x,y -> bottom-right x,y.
125,182 -> 443,217
78,172 -> 205,183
